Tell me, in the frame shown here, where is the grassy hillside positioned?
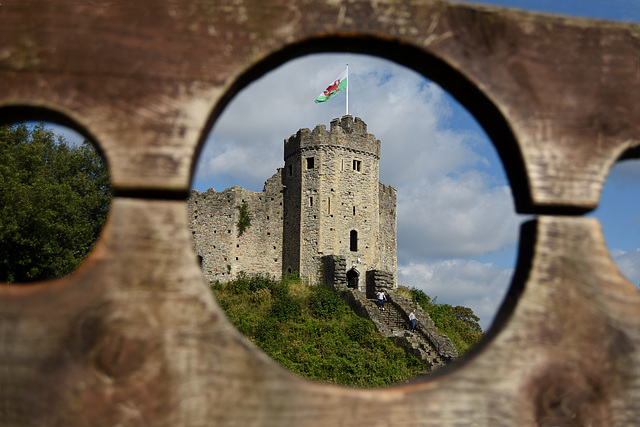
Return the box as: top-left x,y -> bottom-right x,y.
210,273 -> 428,387
210,273 -> 484,387
395,286 -> 484,354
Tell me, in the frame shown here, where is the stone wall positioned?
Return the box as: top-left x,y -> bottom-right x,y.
187,172 -> 283,283
378,182 -> 397,285
366,270 -> 395,298
321,255 -> 347,290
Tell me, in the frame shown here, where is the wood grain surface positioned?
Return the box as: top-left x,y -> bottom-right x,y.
0,1 -> 638,425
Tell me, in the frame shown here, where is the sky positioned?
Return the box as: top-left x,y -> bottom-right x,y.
191,0 -> 640,331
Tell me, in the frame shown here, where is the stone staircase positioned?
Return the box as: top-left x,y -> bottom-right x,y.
339,285 -> 459,371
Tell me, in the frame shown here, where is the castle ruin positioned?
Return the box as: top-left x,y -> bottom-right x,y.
188,115 -> 397,293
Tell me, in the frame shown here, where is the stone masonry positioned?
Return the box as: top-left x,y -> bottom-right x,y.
338,284 -> 459,370
188,115 -> 397,289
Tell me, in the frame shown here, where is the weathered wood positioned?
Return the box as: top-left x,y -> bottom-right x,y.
0,1 -> 639,425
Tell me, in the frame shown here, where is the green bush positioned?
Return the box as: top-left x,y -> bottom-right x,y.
236,201 -> 252,236
255,317 -> 282,350
310,285 -> 344,320
270,295 -> 301,321
210,274 -> 429,387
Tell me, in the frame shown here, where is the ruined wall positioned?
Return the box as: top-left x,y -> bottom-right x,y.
187,172 -> 283,283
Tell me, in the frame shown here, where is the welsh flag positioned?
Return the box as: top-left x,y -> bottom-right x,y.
315,67 -> 348,103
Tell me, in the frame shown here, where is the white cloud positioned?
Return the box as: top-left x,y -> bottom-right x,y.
398,171 -> 522,259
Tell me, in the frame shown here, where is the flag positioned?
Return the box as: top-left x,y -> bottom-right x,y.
315,67 -> 348,103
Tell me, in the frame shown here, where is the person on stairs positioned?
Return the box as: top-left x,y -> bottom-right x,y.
409,309 -> 417,332
377,290 -> 386,310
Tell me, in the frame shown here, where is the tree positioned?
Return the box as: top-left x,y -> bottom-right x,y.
0,122 -> 112,283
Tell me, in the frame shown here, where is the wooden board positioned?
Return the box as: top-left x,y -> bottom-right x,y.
0,1 -> 639,425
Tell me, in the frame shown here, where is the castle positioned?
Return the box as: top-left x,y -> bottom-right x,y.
188,115 -> 397,294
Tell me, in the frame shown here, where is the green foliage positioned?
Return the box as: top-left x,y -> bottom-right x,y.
0,123 -> 112,283
236,201 -> 252,236
401,285 -> 484,354
310,284 -> 344,320
212,274 -> 428,387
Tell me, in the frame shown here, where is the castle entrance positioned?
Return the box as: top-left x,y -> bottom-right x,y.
346,268 -> 359,289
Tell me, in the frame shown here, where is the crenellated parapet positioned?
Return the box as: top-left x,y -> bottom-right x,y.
284,115 -> 380,160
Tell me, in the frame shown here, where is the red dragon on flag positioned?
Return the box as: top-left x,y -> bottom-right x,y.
315,67 -> 348,103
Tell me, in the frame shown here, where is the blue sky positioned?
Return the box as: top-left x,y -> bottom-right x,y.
461,0 -> 640,22
192,0 -> 640,330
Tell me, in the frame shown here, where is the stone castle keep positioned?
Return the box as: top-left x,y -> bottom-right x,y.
188,115 -> 397,293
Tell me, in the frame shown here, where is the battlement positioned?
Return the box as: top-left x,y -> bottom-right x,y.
379,182 -> 397,197
330,115 -> 367,134
284,115 -> 380,159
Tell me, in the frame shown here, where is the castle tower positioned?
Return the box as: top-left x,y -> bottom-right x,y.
283,115 -> 395,288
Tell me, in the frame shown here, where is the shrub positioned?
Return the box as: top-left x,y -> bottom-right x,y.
310,285 -> 344,320
236,201 -> 252,236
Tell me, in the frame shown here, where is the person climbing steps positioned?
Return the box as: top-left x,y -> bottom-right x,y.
409,309 -> 417,332
377,290 -> 386,310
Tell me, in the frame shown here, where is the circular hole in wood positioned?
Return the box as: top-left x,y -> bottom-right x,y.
591,157 -> 640,289
190,53 -> 527,385
0,119 -> 112,284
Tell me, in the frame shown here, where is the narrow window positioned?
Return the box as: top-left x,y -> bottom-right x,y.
350,230 -> 358,252
353,206 -> 356,216
353,159 -> 361,172
288,164 -> 292,176
309,196 -> 313,207
327,197 -> 331,215
306,157 -> 315,169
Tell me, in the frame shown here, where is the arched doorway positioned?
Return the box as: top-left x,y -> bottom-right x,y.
346,268 -> 359,289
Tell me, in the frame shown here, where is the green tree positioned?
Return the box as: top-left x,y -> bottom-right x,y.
0,122 -> 112,283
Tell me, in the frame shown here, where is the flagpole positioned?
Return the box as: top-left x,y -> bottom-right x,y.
346,64 -> 349,116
